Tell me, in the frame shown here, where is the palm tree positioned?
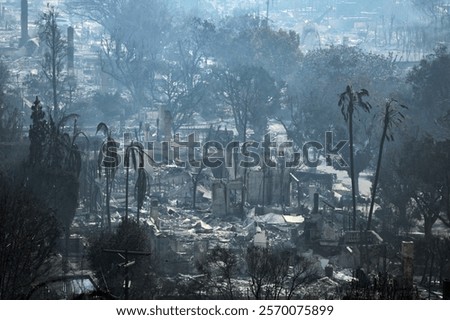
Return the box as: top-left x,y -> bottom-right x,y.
367,99 -> 407,230
61,124 -> 89,177
338,85 -> 371,230
135,167 -> 148,222
124,141 -> 147,222
96,122 -> 119,232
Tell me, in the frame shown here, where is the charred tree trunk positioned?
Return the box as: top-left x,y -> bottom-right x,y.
106,171 -> 111,232
367,112 -> 389,230
348,109 -> 357,231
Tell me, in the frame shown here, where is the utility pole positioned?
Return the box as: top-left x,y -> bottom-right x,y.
103,249 -> 151,299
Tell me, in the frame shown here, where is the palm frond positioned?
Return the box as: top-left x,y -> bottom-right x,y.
72,131 -> 89,146
381,99 -> 408,142
131,147 -> 137,171
97,138 -> 120,180
96,122 -> 109,137
61,132 -> 71,146
125,142 -> 145,171
134,168 -> 147,210
124,147 -> 130,169
58,113 -> 79,130
359,88 -> 369,96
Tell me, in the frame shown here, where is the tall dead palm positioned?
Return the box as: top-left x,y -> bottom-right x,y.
135,167 -> 148,222
367,99 -> 407,230
124,141 -> 147,223
96,122 -> 119,232
339,85 -> 371,230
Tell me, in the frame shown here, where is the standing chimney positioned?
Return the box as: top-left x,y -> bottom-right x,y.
402,241 -> 414,289
20,0 -> 28,46
67,26 -> 74,70
313,192 -> 319,214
